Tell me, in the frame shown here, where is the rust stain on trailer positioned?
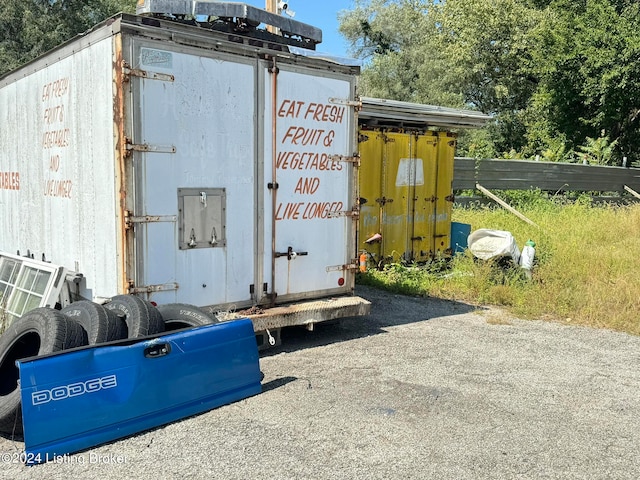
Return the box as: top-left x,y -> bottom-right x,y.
113,34 -> 129,294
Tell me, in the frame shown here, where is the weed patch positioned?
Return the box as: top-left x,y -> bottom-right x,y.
358,198 -> 640,335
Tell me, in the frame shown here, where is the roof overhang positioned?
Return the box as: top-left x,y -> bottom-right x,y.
359,97 -> 492,130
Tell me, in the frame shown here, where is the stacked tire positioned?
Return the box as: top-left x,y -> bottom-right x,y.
0,308 -> 87,436
60,300 -> 127,344
155,303 -> 218,331
103,295 -> 164,338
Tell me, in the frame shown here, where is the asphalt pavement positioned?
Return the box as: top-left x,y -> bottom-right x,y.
2,285 -> 639,479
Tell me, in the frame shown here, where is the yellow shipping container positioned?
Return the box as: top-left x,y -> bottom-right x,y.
357,98 -> 490,265
358,130 -> 455,263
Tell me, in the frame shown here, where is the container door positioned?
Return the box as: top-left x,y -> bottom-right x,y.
126,41 -> 256,306
381,131 -> 415,262
262,66 -> 356,302
358,130 -> 385,262
358,130 -> 439,263
434,132 -> 457,256
411,132 -> 438,261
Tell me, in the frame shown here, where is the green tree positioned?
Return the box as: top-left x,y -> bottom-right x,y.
338,1 -> 458,105
339,0 -> 543,155
0,0 -> 135,78
576,130 -> 619,165
339,0 -> 640,164
528,0 -> 640,165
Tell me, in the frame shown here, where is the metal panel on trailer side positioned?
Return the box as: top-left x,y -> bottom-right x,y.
0,31 -> 122,300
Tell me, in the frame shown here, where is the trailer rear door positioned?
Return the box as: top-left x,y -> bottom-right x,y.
262,65 -> 357,302
126,40 -> 257,306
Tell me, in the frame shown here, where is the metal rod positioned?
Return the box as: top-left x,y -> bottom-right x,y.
409,134 -> 417,260
269,57 -> 279,306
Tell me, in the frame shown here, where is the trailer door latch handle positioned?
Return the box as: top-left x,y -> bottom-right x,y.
275,246 -> 309,261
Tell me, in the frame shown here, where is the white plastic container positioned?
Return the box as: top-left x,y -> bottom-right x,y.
520,240 -> 536,271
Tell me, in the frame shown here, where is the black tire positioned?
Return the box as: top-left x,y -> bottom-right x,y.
104,295 -> 164,338
0,308 -> 87,435
156,303 -> 218,332
61,301 -> 127,344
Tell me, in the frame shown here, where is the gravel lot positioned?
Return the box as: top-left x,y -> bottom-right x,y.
2,285 -> 640,479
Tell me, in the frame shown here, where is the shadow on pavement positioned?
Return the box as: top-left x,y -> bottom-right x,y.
260,376 -> 298,392
261,284 -> 483,356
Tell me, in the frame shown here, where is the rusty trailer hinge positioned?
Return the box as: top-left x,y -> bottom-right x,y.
122,62 -> 175,82
327,208 -> 360,219
328,97 -> 361,108
128,282 -> 179,294
124,211 -> 177,230
125,138 -> 176,156
329,153 -> 361,167
325,263 -> 359,273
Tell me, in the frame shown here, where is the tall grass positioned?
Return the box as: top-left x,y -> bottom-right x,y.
359,196 -> 640,335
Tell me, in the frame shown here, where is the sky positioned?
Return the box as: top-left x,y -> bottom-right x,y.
242,0 -> 355,57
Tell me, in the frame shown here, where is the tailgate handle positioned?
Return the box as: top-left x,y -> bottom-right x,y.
144,343 -> 171,358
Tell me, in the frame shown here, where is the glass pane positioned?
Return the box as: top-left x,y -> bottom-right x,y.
8,290 -> 29,317
0,258 -> 18,283
24,293 -> 42,314
17,267 -> 38,290
33,270 -> 51,295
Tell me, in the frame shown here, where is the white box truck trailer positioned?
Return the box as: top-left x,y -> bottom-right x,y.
0,1 -> 370,345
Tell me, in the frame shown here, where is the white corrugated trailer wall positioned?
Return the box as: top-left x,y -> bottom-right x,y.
0,34 -> 120,301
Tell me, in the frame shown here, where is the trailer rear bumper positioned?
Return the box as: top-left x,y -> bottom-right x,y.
222,295 -> 371,333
